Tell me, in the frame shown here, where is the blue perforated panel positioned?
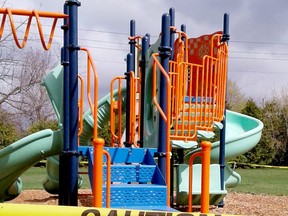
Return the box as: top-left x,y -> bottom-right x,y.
103,165 -> 156,183
102,184 -> 167,207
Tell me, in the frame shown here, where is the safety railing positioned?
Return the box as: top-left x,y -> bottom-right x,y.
128,72 -> 140,146
110,76 -> 125,147
110,73 -> 140,147
0,8 -> 67,50
213,43 -> 228,122
169,31 -> 228,141
188,141 -> 211,213
152,53 -> 171,206
169,61 -> 198,141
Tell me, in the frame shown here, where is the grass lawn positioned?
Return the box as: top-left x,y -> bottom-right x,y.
228,168 -> 288,196
20,166 -> 91,190
20,166 -> 288,196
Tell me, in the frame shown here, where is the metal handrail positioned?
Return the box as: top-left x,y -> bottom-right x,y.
80,47 -> 99,139
78,75 -> 84,137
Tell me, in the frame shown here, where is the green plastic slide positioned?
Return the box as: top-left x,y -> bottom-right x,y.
175,110 -> 263,205
0,129 -> 63,201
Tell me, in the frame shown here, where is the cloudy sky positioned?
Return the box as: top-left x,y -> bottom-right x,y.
2,0 -> 288,101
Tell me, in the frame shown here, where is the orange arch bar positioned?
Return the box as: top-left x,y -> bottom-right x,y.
0,8 -> 68,50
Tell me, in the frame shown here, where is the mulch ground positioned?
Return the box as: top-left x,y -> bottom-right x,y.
7,189 -> 288,215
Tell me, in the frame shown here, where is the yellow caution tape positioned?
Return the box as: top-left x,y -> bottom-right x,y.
229,162 -> 288,169
0,203 -> 237,216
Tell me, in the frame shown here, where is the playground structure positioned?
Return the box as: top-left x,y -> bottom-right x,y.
0,2 -> 264,215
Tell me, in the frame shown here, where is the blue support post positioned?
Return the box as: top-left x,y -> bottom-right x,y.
139,35 -> 149,147
129,19 -> 136,72
124,53 -> 134,147
146,33 -> 150,46
158,13 -> 171,181
219,13 -> 230,208
169,8 -> 175,60
59,0 -> 81,206
59,3 -> 70,205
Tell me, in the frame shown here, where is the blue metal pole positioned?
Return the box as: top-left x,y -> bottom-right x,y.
124,53 -> 133,147
146,33 -> 150,47
158,13 -> 171,181
219,13 -> 230,208
59,3 -> 69,206
60,0 -> 81,206
169,8 -> 175,60
181,24 -> 186,37
139,35 -> 149,147
129,19 -> 136,72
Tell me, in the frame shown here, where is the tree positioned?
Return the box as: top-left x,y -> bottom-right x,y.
236,99 -> 276,165
226,80 -> 246,112
0,46 -> 59,130
26,119 -> 58,135
0,108 -> 19,149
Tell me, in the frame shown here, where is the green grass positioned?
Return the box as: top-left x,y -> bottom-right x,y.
20,167 -> 288,196
20,166 -> 91,190
228,168 -> 288,196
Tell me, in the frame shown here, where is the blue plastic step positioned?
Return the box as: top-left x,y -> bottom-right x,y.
102,184 -> 167,208
103,164 -> 156,183
82,146 -> 168,208
79,146 -> 157,163
87,164 -> 157,185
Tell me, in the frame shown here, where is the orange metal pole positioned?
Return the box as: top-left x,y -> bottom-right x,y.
93,138 -> 105,207
78,75 -> 84,137
200,141 -> 211,213
103,150 -> 111,208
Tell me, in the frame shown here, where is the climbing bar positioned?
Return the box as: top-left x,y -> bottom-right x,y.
80,47 -> 99,139
188,141 -> 211,213
152,53 -> 171,206
0,8 -> 68,50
